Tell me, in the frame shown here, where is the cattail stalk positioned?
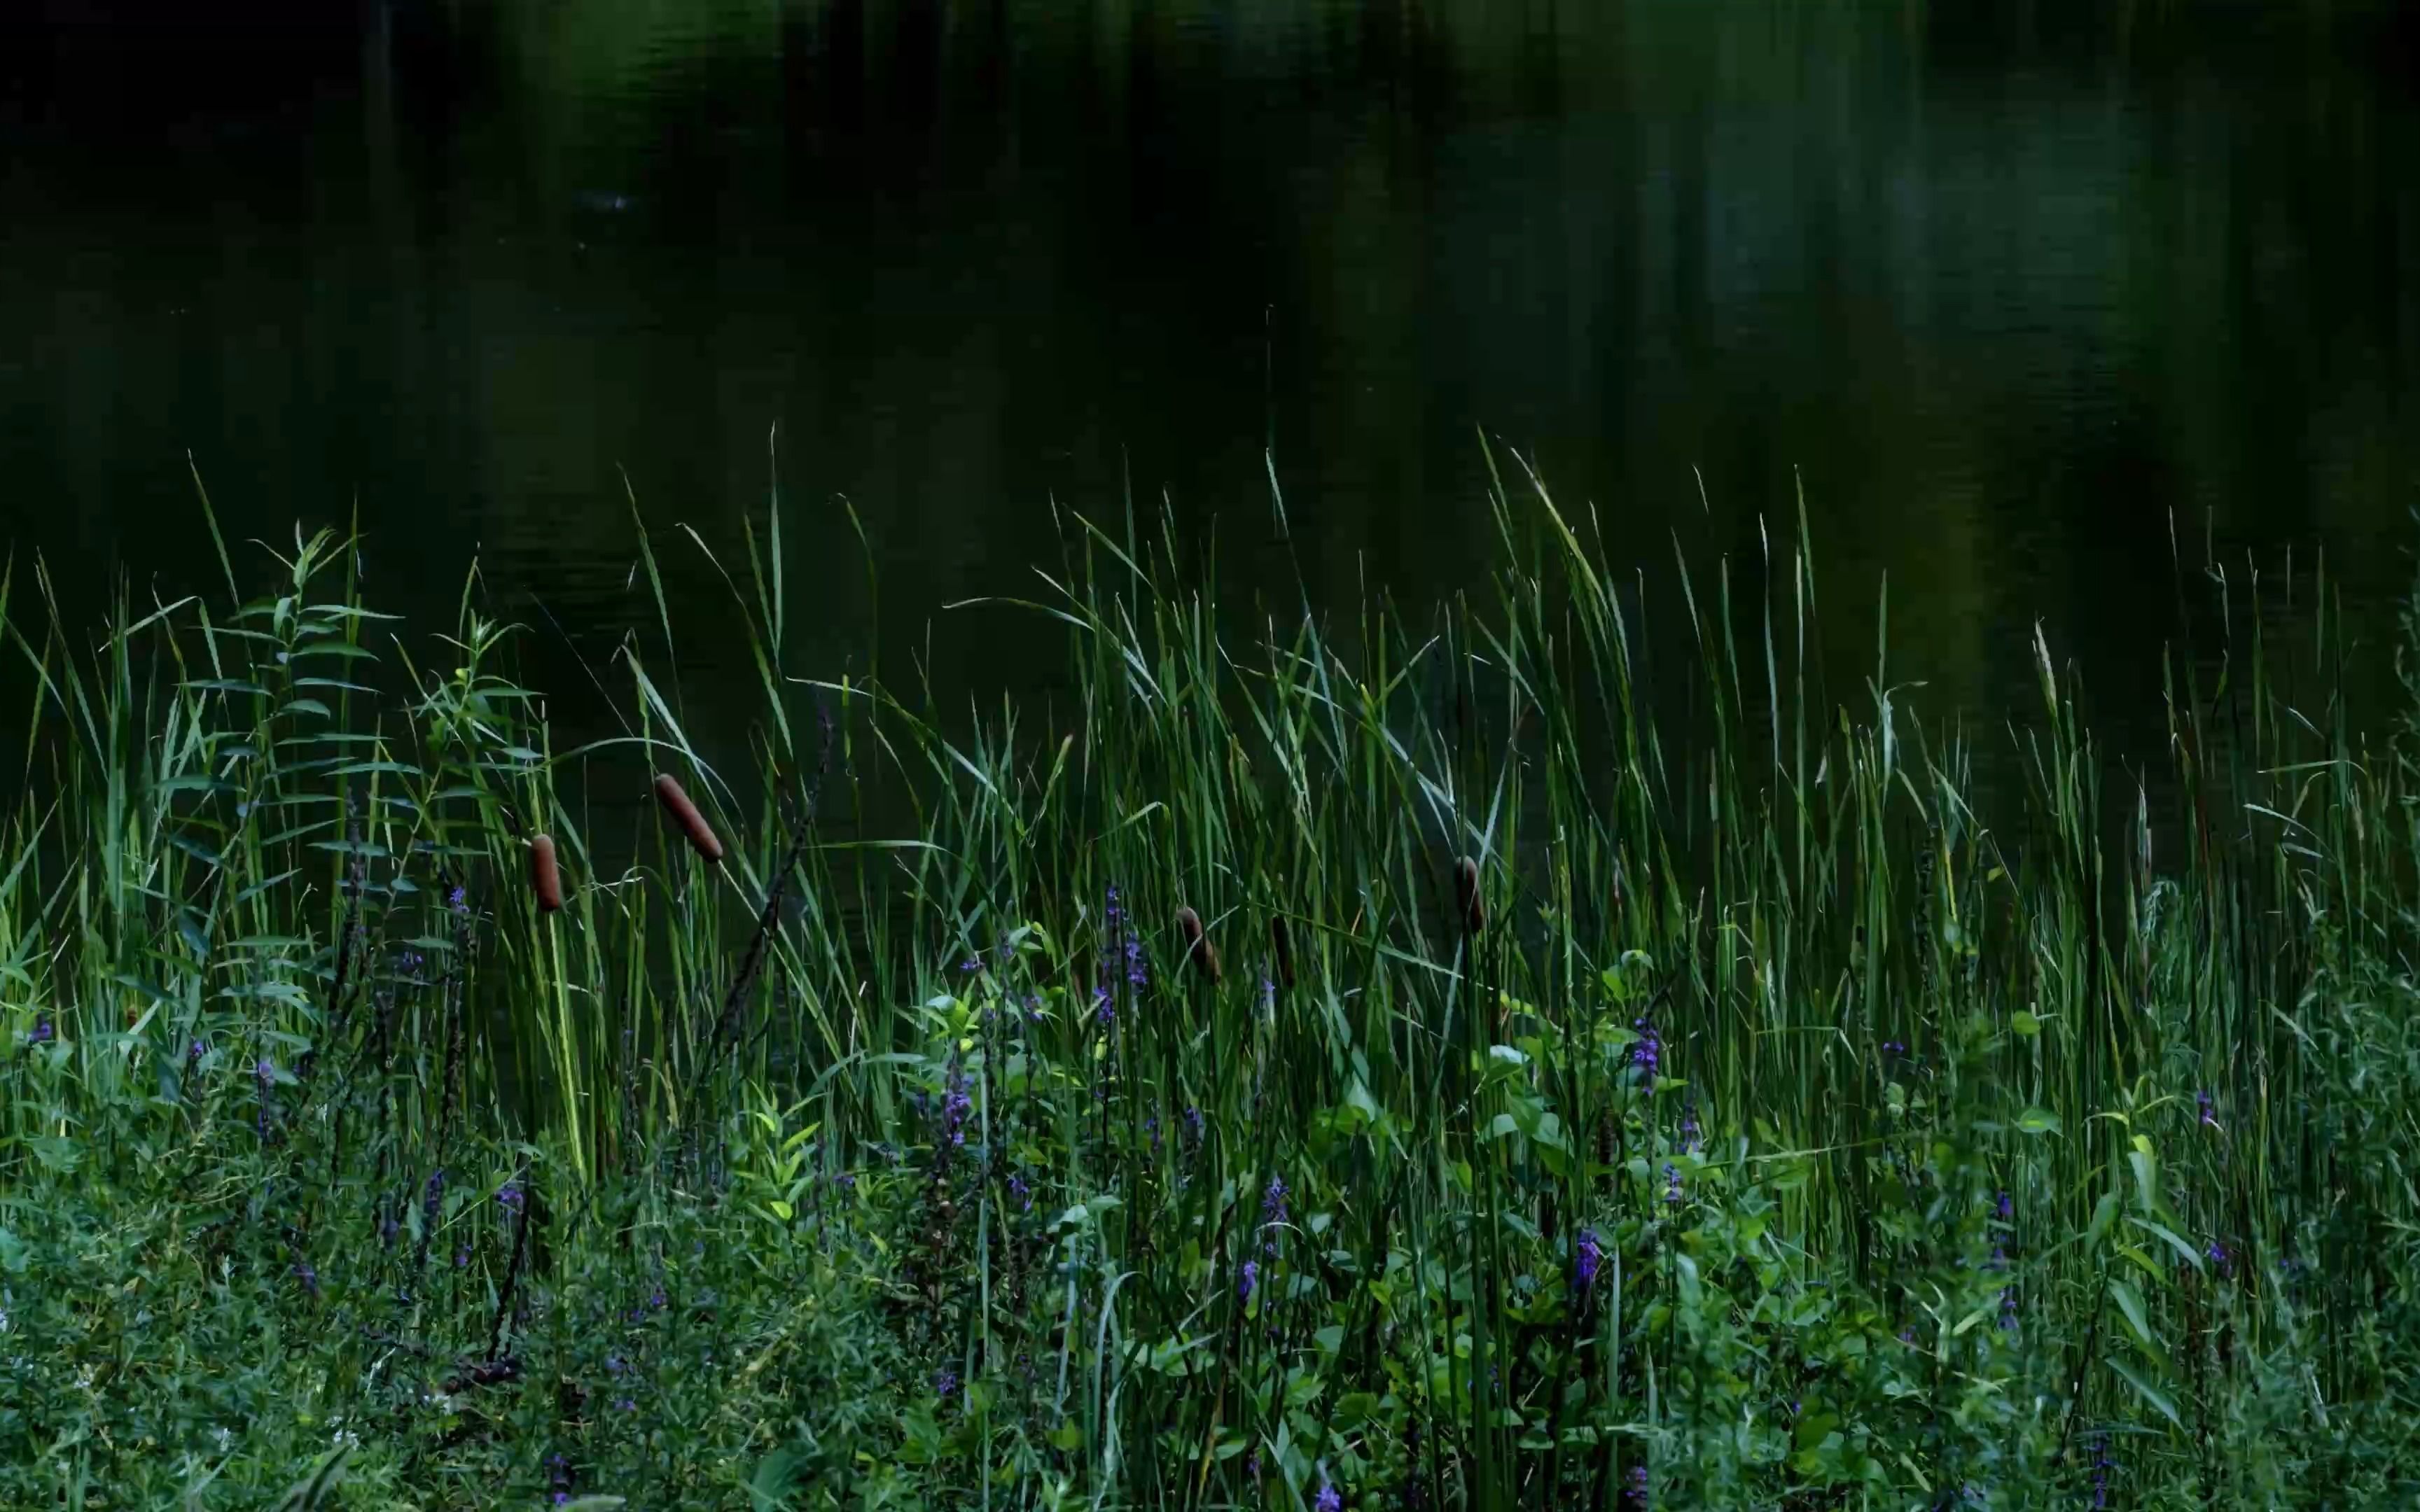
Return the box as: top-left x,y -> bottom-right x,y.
1176,906 -> 1223,986
530,834 -> 564,913
1455,855 -> 1485,937
653,774 -> 725,863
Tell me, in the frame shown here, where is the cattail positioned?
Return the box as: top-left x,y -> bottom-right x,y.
1270,914 -> 1297,990
651,774 -> 725,862
1176,906 -> 1223,986
529,834 -> 564,913
1454,855 -> 1484,937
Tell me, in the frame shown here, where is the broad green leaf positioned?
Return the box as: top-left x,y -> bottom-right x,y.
2107,1357 -> 2183,1430
2015,1107 -> 2061,1136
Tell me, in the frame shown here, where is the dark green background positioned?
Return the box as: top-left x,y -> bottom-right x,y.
4,1 -> 2415,761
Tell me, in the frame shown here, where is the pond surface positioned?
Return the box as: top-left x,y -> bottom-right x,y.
4,1 -> 2416,764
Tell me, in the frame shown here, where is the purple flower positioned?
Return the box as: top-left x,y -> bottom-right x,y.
1626,1464 -> 1650,1509
1999,1287 -> 2018,1331
941,1068 -> 974,1147
1664,1163 -> 1681,1207
188,1038 -> 207,1062
1315,1480 -> 1342,1512
29,1016 -> 53,1044
1239,1260 -> 1258,1301
1996,1189 -> 2013,1224
553,1496 -> 569,1507
1184,1106 -> 1203,1145
935,1368 -> 959,1399
1575,1227 -> 1602,1290
1678,1103 -> 1702,1154
497,1182 -> 524,1214
1094,984 -> 1114,1028
960,958 -> 981,974
447,885 -> 468,915
1008,1174 -> 1032,1212
615,1396 -> 636,1412
1631,1018 -> 1660,1075
2198,1089 -> 2218,1128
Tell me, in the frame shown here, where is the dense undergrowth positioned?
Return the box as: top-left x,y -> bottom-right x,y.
4,458 -> 2419,1508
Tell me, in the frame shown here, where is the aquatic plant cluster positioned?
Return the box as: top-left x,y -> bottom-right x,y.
3,467 -> 2419,1508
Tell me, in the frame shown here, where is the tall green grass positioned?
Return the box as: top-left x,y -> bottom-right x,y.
2,457 -> 2416,1508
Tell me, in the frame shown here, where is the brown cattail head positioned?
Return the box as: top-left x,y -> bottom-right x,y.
1269,914 -> 1297,990
529,834 -> 564,913
1454,855 -> 1484,937
651,774 -> 725,863
1176,905 -> 1223,986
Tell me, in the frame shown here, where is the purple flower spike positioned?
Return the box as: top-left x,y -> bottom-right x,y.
1315,1480 -> 1342,1512
1576,1227 -> 1602,1290
1239,1260 -> 1258,1301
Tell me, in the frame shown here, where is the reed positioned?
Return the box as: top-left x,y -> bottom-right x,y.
651,771 -> 725,862
528,833 -> 564,913
1,460 -> 2416,1508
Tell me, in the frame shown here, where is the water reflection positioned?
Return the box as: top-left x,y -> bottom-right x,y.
0,1 -> 2412,765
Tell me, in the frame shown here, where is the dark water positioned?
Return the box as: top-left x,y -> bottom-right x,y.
4,1 -> 2418,765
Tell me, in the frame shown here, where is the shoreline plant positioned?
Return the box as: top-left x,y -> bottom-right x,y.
1,458 -> 2416,1508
